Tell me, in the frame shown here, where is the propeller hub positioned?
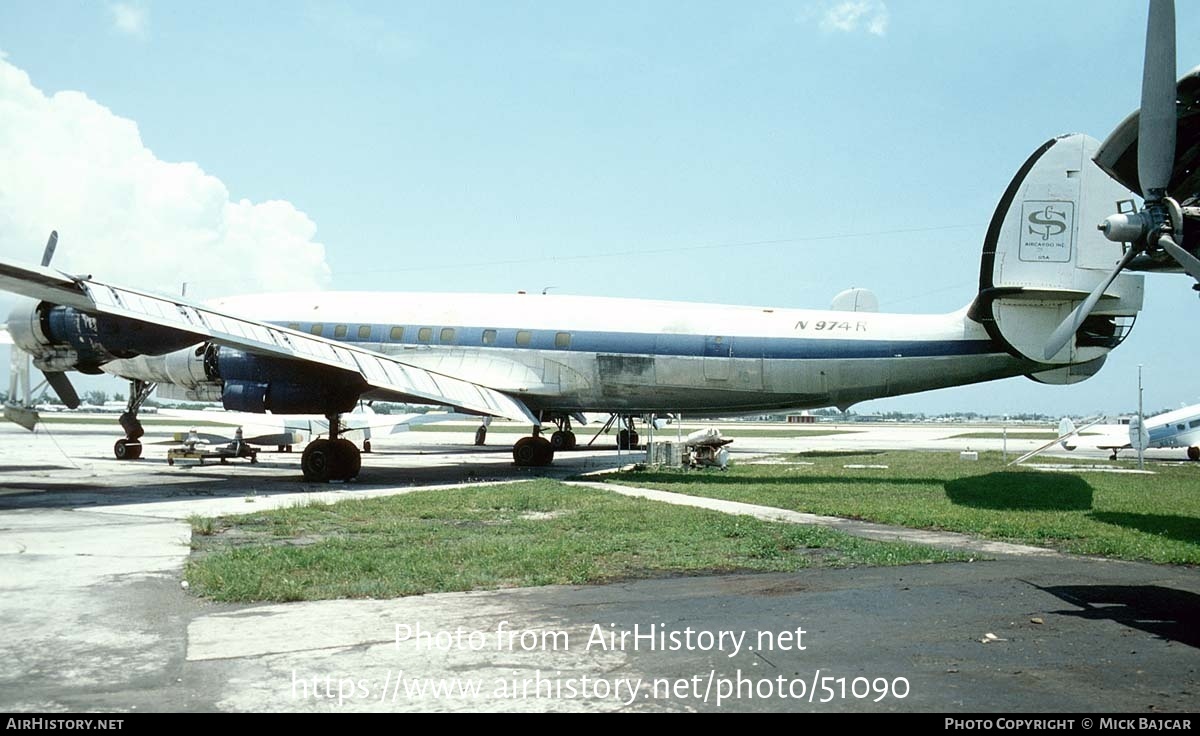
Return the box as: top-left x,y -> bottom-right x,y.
1099,213 -> 1149,243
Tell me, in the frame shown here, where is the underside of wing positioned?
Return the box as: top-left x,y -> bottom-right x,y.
1094,65 -> 1200,205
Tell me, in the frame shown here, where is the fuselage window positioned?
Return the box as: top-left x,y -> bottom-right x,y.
358,325 -> 372,339
1178,424 -> 1186,432
334,324 -> 348,339
286,323 -> 300,331
310,324 -> 324,336
418,327 -> 433,343
1190,419 -> 1200,429
440,328 -> 456,344
555,332 -> 571,348
516,330 -> 532,347
390,326 -> 404,342
482,329 -> 497,345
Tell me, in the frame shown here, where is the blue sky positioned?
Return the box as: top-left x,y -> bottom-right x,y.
1,1 -> 1199,417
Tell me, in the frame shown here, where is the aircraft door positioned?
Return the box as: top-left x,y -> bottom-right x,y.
703,335 -> 732,381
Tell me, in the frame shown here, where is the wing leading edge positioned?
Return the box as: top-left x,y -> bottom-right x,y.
0,257 -> 538,426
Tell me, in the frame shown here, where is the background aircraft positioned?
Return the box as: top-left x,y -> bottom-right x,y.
1057,404 -> 1200,460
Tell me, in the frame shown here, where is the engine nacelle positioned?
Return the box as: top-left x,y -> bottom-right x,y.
6,299 -> 201,373
214,348 -> 364,415
103,343 -> 366,415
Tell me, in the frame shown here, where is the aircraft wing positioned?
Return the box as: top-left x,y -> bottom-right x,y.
1094,66 -> 1200,205
0,258 -> 538,426
1008,418 -> 1105,466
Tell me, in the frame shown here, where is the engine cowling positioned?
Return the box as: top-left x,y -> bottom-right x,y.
6,299 -> 201,373
102,343 -> 367,415
212,348 -> 365,415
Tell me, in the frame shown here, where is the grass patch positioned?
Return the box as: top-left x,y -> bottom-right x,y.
185,480 -> 969,602
606,452 -> 1200,564
189,514 -> 217,536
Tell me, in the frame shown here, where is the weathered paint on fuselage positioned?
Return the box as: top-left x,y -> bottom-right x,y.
165,291 -> 1035,414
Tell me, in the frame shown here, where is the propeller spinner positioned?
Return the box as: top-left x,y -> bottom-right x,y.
1044,0 -> 1198,360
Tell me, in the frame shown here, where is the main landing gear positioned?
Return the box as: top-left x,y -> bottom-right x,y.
302,413 -> 362,482
549,415 -> 577,451
512,433 -> 554,466
512,415 -> 579,466
113,380 -> 156,460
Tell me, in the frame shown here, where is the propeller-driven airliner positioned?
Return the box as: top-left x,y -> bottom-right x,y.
1,1 -> 1196,482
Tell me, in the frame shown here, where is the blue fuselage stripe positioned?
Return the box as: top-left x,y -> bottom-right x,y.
279,322 -> 999,360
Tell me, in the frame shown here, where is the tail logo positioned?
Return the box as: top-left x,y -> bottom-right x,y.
1019,200 -> 1074,262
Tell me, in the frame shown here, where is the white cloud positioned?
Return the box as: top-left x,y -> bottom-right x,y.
109,2 -> 149,38
0,57 -> 331,302
808,1 -> 890,37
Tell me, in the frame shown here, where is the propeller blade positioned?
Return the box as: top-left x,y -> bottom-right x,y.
1043,248 -> 1138,360
1138,0 -> 1177,199
1160,235 -> 1200,280
40,231 -> 58,268
43,371 -> 81,410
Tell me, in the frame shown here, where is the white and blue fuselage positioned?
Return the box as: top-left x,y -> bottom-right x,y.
144,291 -> 1033,415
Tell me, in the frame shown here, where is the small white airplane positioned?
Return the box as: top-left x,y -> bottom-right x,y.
155,404 -> 484,454
0,2 -> 1194,483
1057,404 -> 1200,461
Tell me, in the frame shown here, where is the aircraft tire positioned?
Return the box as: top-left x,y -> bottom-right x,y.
334,438 -> 361,479
533,438 -> 555,466
513,436 -> 554,466
1189,446 -> 1199,462
618,430 -> 639,450
114,439 -> 142,460
513,437 -> 538,466
302,439 -> 337,482
475,426 -> 488,445
550,431 -> 576,452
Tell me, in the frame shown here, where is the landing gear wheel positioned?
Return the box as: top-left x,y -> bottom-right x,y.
334,438 -> 362,479
534,438 -> 554,465
363,440 -> 372,454
475,426 -> 488,446
1189,446 -> 1199,462
513,437 -> 538,466
302,439 -> 337,482
114,439 -> 142,460
617,430 -> 640,450
550,430 -> 577,451
302,439 -> 361,481
513,436 -> 555,466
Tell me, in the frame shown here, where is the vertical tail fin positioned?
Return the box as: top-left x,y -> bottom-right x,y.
970,134 -> 1144,373
1058,417 -> 1078,450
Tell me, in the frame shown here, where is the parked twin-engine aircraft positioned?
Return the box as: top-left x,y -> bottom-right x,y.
1060,404 -> 1200,461
1010,402 -> 1200,463
0,1 -> 1195,482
